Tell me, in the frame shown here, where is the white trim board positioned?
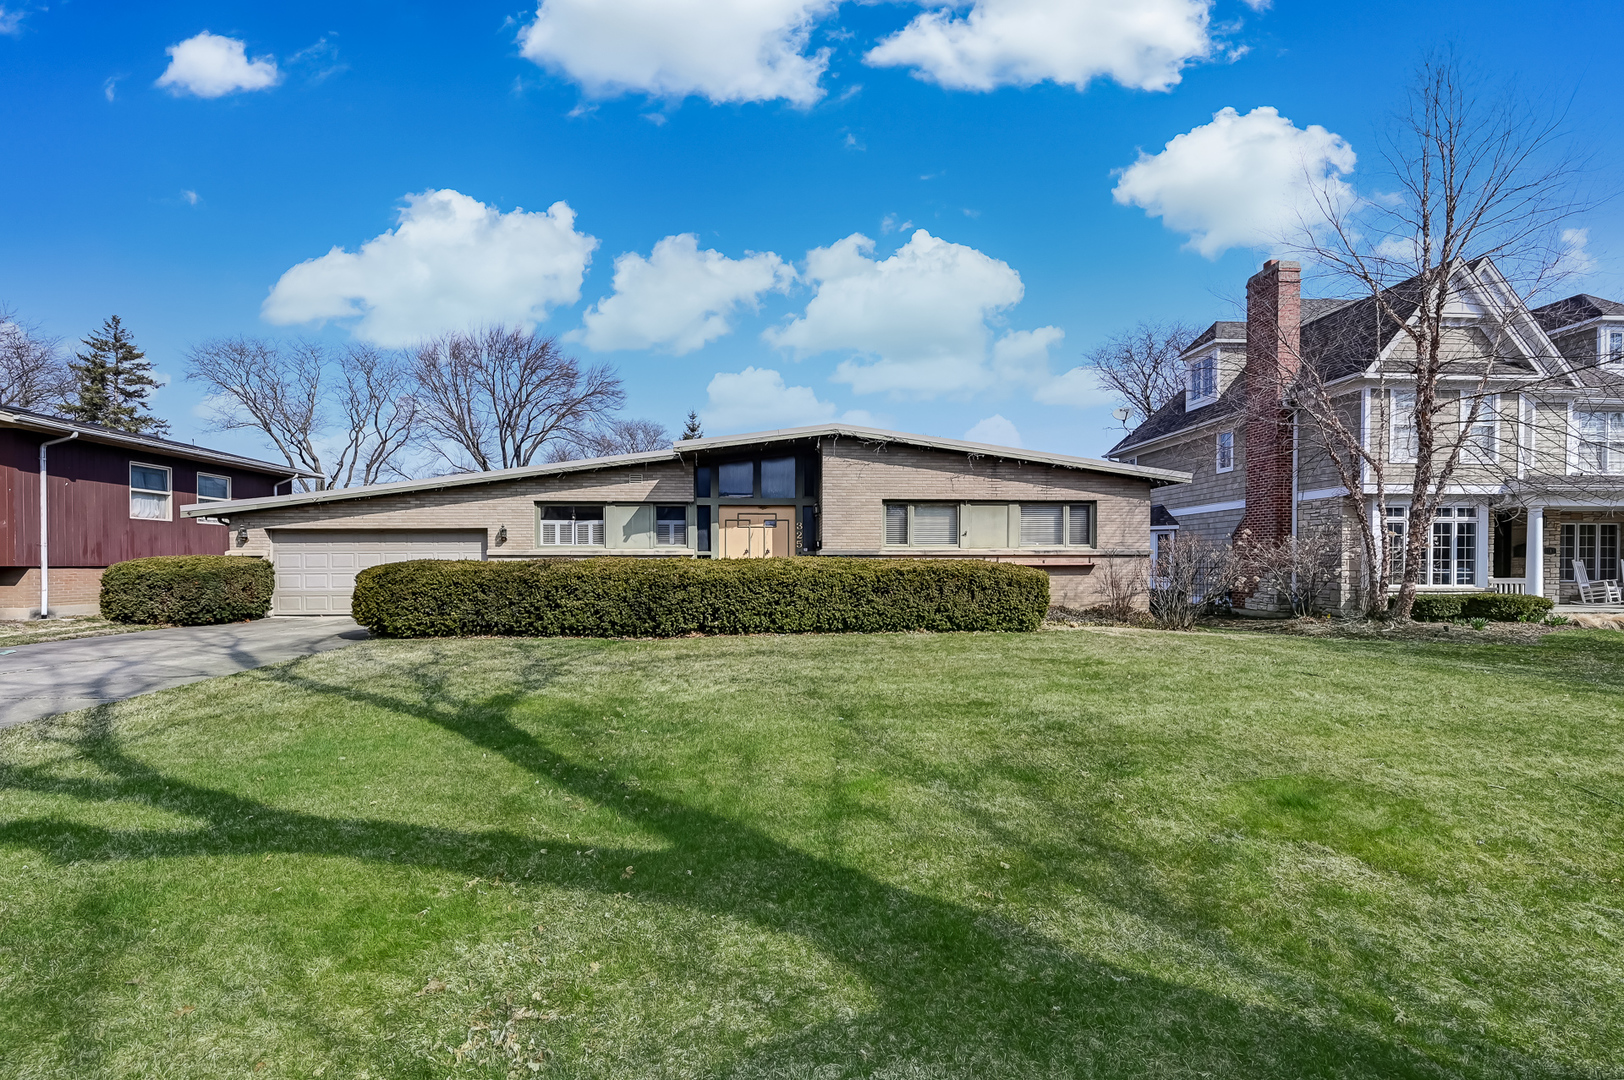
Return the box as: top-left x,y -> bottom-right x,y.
1162,499 -> 1245,517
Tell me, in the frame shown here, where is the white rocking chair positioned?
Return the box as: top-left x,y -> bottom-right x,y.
1574,560 -> 1623,604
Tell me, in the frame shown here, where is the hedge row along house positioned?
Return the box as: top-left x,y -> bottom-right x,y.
1107,259 -> 1624,611
183,425 -> 1188,616
0,406 -> 308,619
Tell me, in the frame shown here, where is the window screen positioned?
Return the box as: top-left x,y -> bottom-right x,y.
718,461 -> 753,496
1019,504 -> 1063,546
196,474 -> 230,501
884,504 -> 908,545
912,505 -> 958,546
1067,504 -> 1093,546
760,457 -> 795,498
655,505 -> 686,546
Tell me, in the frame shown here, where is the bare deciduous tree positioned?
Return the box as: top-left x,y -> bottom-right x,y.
1293,56 -> 1590,618
0,304 -> 73,411
186,338 -> 418,490
546,417 -> 671,463
1244,526 -> 1342,617
1089,320 -> 1197,426
1150,534 -> 1244,630
413,328 -> 624,472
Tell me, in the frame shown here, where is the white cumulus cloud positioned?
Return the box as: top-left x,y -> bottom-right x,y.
518,0 -> 838,106
1112,106 -> 1356,258
1034,366 -> 1113,408
766,229 -> 1056,398
262,189 -> 598,347
703,366 -> 867,433
964,414 -> 1022,447
156,31 -> 281,98
575,234 -> 792,354
866,0 -> 1214,93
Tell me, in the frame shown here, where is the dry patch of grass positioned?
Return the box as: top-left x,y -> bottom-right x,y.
0,615 -> 145,649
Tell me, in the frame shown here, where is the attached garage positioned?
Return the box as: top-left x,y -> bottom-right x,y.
271,530 -> 486,614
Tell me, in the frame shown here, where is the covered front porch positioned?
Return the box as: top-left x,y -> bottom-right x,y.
1487,504 -> 1624,606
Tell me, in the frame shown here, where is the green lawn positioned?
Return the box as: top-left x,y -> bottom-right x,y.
1,628 -> 1621,1079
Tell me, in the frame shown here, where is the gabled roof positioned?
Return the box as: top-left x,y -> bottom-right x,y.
183,423 -> 1190,517
0,405 -> 313,478
1531,293 -> 1624,333
1107,382 -> 1241,457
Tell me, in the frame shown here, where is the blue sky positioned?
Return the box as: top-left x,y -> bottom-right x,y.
3,0 -> 1622,464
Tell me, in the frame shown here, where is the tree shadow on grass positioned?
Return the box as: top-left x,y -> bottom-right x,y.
0,644 -> 1600,1080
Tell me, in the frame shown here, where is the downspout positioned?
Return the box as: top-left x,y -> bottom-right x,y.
39,431 -> 78,619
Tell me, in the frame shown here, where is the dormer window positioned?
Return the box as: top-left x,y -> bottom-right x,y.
1186,353 -> 1218,408
1607,329 -> 1623,367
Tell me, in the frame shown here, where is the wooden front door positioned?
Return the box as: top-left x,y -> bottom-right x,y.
718,506 -> 795,558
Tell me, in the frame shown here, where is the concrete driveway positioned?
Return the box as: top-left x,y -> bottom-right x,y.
0,618 -> 370,728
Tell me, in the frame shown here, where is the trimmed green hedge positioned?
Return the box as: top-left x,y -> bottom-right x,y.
1400,592 -> 1555,622
100,555 -> 274,625
352,557 -> 1050,638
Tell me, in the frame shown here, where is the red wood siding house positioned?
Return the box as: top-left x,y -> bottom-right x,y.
0,407 -> 308,618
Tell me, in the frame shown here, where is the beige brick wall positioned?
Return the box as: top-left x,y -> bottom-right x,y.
817,438 -> 1160,610
222,461 -> 693,558
0,566 -> 104,619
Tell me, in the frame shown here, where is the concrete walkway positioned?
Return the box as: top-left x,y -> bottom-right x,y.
0,618 -> 370,728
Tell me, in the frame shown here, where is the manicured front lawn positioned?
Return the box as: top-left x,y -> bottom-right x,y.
1,628 -> 1621,1079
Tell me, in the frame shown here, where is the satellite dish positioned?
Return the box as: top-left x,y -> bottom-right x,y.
1112,407 -> 1132,425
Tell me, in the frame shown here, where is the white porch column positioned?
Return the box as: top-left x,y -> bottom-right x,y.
1526,507 -> 1544,598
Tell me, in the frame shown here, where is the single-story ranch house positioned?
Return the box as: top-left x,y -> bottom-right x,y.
183,424 -> 1190,615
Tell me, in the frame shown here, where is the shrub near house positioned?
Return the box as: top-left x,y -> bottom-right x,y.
352,557 -> 1050,638
100,555 -> 275,625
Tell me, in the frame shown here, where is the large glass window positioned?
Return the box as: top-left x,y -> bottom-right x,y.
538,505 -> 605,546
130,463 -> 172,521
1428,506 -> 1478,585
1019,504 -> 1063,546
1560,522 -> 1620,582
655,505 -> 686,546
1576,409 -> 1624,473
718,461 -> 753,496
696,505 -> 711,553
760,457 -> 796,498
694,466 -> 712,498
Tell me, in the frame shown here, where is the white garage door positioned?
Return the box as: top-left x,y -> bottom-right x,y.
272,530 -> 487,614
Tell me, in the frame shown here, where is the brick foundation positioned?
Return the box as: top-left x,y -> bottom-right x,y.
0,566 -> 105,620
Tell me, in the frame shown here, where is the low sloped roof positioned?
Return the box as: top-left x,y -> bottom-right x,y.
183,422 -> 1189,517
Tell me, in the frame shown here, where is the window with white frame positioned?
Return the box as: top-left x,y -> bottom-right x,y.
1460,392 -> 1497,463
655,505 -> 686,546
1215,430 -> 1235,472
1389,390 -> 1418,463
1187,353 -> 1218,405
1576,408 -> 1624,473
1386,503 -> 1479,585
194,472 -> 231,525
1607,329 -> 1624,367
1560,522 -> 1620,582
538,505 -> 605,546
129,463 -> 172,521
883,503 -> 958,547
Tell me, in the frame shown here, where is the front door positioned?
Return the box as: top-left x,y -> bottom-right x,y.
718,507 -> 795,558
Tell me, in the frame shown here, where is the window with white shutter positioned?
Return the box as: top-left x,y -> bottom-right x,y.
538,505 -> 605,546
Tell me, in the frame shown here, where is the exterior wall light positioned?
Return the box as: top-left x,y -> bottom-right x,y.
236,527 -> 248,546
495,525 -> 508,546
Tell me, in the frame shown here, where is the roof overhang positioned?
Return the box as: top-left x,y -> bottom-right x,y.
0,408 -> 315,479
183,423 -> 1190,518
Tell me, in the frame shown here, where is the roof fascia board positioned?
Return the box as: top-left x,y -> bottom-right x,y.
1108,411 -> 1240,458
183,447 -> 681,517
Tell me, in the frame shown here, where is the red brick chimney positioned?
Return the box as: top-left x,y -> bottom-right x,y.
1235,259 -> 1301,555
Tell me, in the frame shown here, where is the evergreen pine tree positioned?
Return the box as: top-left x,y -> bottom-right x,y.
67,316 -> 170,434
681,409 -> 703,441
